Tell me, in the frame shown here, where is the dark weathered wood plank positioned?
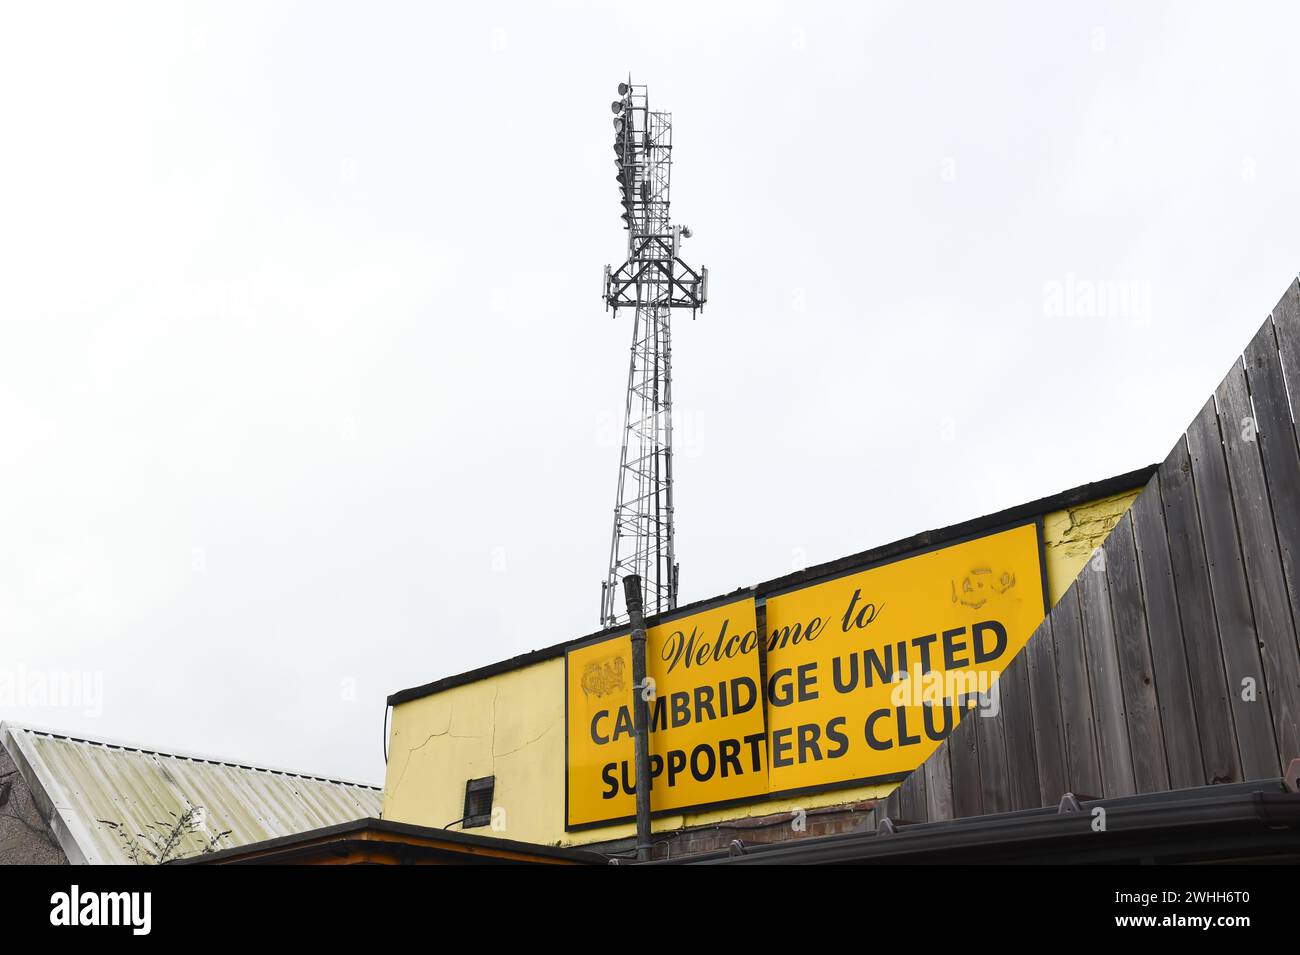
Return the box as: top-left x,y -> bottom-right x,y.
1266,280 -> 1300,671
1268,278 -> 1300,426
1129,471 -> 1206,789
883,786 -> 901,822
898,763 -> 927,823
1159,435 -> 1241,783
975,681 -> 1011,813
1076,551 -> 1138,796
1103,510 -> 1169,793
1025,614 -> 1069,805
924,736 -> 954,822
1221,340 -> 1300,767
1052,586 -> 1103,796
998,649 -> 1040,810
896,764 -> 921,822
948,712 -> 983,818
913,762 -> 928,822
1244,313 -> 1300,667
1186,393 -> 1280,779
893,774 -> 911,819
896,774 -> 916,822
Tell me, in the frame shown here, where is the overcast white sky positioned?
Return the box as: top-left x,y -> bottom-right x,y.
3,1 -> 1299,784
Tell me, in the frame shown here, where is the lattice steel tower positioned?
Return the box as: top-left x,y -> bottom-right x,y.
599,79 -> 708,628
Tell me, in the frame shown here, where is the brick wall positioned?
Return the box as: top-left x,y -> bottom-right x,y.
588,799 -> 880,861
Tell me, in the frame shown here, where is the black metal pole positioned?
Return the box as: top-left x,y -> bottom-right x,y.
622,574 -> 653,862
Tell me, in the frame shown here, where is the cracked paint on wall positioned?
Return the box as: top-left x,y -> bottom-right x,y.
1042,489 -> 1141,605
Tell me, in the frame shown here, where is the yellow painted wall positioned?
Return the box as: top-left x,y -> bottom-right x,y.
384,662 -> 569,841
382,487 -> 1143,847
1041,489 -> 1141,605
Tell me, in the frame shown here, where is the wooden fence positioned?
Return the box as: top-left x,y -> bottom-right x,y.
888,277 -> 1300,824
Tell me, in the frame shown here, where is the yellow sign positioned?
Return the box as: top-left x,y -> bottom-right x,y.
565,523 -> 1045,829
566,597 -> 767,828
764,522 -> 1045,793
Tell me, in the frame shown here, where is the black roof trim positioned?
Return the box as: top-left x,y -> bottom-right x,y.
173,816 -> 607,865
388,464 -> 1156,707
656,778 -> 1300,865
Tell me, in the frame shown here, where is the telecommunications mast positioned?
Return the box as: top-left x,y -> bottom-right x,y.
599,78 -> 708,628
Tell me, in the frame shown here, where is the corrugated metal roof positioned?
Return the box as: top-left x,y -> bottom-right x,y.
1,722 -> 382,864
